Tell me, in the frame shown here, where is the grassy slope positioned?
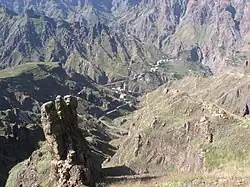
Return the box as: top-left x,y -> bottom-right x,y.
105,71 -> 250,186
6,144 -> 51,187
0,62 -> 59,79
109,172 -> 249,187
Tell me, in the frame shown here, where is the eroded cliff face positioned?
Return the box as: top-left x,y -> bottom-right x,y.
112,0 -> 250,73
40,95 -> 98,186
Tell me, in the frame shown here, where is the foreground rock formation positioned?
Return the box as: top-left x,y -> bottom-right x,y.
41,95 -> 96,187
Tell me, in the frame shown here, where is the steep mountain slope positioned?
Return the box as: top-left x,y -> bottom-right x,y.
105,84 -> 250,173
171,66 -> 250,116
111,0 -> 250,73
0,0 -> 111,22
103,72 -> 250,186
0,6 -> 211,94
0,7 -> 128,79
1,0 -> 249,73
0,62 -> 136,186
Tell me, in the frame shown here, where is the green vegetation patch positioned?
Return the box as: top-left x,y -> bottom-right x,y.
37,151 -> 51,187
158,175 -> 216,187
0,62 -> 59,79
6,144 -> 52,187
5,161 -> 27,187
205,121 -> 250,171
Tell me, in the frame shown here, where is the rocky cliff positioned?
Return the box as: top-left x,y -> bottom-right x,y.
41,95 -> 97,186
8,95 -> 99,187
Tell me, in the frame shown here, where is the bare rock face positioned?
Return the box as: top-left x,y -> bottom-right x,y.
41,95 -> 96,187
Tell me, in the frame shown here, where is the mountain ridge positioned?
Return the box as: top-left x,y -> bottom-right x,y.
2,1 -> 250,186
0,5 -> 212,94
0,0 -> 249,75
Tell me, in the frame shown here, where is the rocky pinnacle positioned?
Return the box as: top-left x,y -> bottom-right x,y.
41,95 -> 96,187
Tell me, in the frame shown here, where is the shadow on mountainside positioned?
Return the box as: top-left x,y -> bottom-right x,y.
0,125 -> 44,187
103,165 -> 136,177
103,165 -> 158,184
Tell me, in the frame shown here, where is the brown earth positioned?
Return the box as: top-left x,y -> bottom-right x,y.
103,69 -> 250,186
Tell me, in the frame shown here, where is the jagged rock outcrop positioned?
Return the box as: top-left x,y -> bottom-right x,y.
0,54 -> 133,187
41,95 -> 97,187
